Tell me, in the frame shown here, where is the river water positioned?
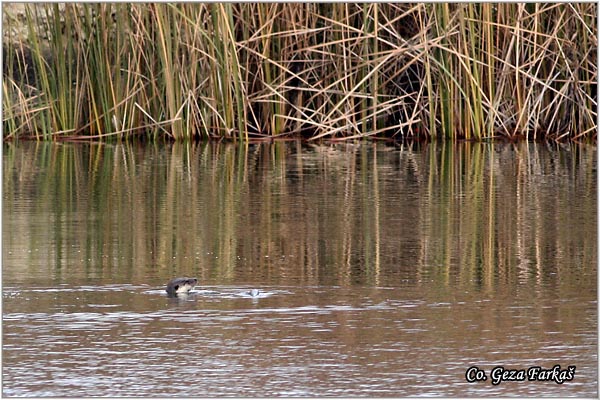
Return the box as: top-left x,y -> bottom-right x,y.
3,140 -> 597,397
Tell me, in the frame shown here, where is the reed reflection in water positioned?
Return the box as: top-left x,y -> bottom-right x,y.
3,141 -> 597,397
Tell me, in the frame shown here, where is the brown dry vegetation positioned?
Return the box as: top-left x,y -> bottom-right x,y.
2,3 -> 597,141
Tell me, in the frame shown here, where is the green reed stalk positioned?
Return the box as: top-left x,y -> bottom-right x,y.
23,6 -> 53,139
154,4 -> 183,140
464,4 -> 483,139
429,3 -> 453,139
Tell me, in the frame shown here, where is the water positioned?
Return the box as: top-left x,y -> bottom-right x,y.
3,141 -> 597,397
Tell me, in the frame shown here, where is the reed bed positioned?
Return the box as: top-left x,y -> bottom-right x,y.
2,3 -> 597,141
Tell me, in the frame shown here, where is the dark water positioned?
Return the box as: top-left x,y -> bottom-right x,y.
3,141 -> 597,397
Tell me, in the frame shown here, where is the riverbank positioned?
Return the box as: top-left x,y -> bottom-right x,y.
2,4 -> 597,142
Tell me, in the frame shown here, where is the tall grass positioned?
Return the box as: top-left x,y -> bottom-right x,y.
2,3 -> 597,141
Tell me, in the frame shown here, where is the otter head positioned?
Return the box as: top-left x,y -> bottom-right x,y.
166,277 -> 198,297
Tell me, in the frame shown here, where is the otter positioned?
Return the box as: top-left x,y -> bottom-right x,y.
166,277 -> 198,297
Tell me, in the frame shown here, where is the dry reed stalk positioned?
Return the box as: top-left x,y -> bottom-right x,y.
2,3 -> 596,141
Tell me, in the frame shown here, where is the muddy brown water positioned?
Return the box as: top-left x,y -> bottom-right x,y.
3,141 -> 597,397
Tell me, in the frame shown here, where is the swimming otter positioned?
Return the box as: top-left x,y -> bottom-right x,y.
166,277 -> 198,297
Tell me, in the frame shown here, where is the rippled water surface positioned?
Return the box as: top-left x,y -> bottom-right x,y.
3,141 -> 597,397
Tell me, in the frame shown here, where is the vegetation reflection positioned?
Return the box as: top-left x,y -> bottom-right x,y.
3,141 -> 596,293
